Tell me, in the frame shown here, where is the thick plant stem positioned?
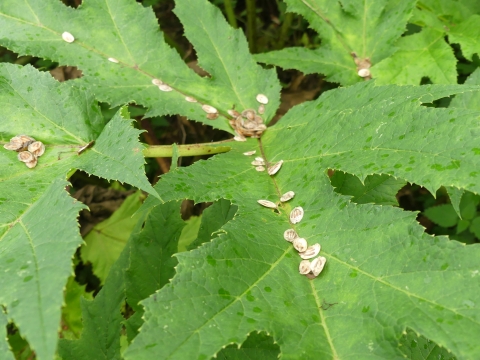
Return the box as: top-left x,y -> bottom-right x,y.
246,0 -> 256,53
224,0 -> 238,28
143,141 -> 232,158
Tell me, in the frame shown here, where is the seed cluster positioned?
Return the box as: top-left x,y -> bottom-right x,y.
3,135 -> 45,168
229,94 -> 269,141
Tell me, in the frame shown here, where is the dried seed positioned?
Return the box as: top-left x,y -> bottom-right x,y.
25,158 -> 38,169
280,191 -> 295,202
206,113 -> 218,120
255,166 -> 265,172
255,157 -> 263,161
108,57 -> 119,63
228,109 -> 240,117
185,96 -> 197,103
299,243 -> 321,260
4,135 -> 35,151
27,141 -> 45,157
242,109 -> 256,121
268,160 -> 283,175
243,150 -> 256,156
258,104 -> 265,114
283,229 -> 298,242
152,78 -> 163,86
234,134 -> 246,142
62,31 -> 75,43
311,256 -> 327,277
77,140 -> 95,155
18,151 -> 35,163
256,94 -> 269,104
257,200 -> 277,209
158,84 -> 173,92
299,260 -> 311,275
202,105 -> 218,114
290,206 -> 304,224
251,160 -> 265,166
4,143 -> 21,151
293,237 -> 308,252
358,68 -> 370,78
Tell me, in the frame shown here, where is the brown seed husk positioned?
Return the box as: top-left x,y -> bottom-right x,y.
255,166 -> 265,172
243,150 -> 256,156
299,260 -> 311,275
25,158 -> 38,169
280,191 -> 295,202
257,200 -> 277,209
268,160 -> 283,176
311,256 -> 327,277
293,237 -> 308,252
206,113 -> 218,120
28,141 -> 45,157
18,151 -> 35,163
290,207 -> 304,224
202,105 -> 218,114
299,243 -> 321,260
256,94 -> 269,104
283,229 -> 298,242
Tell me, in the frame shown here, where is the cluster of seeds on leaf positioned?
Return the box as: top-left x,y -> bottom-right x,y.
3,135 -> 45,169
229,94 -> 269,141
351,52 -> 371,79
62,31 -> 121,64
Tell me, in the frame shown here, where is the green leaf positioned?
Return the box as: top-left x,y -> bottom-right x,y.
423,204 -> 459,227
372,28 -> 457,85
449,15 -> 480,61
450,67 -> 480,110
456,219 -> 470,234
0,312 -> 14,360
178,216 -> 202,253
61,277 -> 93,340
81,191 -> 144,284
468,217 -> 480,238
216,332 -> 279,360
0,0 -> 280,132
459,192 -> 480,220
124,83 -> 480,359
255,0 -> 417,85
399,329 -> 456,360
331,171 -> 405,205
446,186 -> 464,219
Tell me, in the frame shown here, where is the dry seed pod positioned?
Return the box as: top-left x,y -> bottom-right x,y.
152,78 -> 163,86
258,104 -> 265,115
108,57 -> 119,63
284,229 -> 298,242
299,243 -> 321,260
280,191 -> 295,202
251,160 -> 265,166
243,150 -> 256,156
62,31 -> 75,43
206,113 -> 219,120
185,96 -> 197,103
299,260 -> 311,275
234,134 -> 246,142
4,142 -> 21,151
25,158 -> 38,169
358,69 -> 371,78
228,109 -> 240,117
159,84 -> 173,92
256,94 -> 269,104
290,206 -> 304,224
311,256 -> 327,277
202,105 -> 218,114
28,141 -> 45,157
255,166 -> 265,172
257,200 -> 277,209
242,109 -> 256,121
18,151 -> 35,163
268,160 -> 284,176
293,237 -> 308,252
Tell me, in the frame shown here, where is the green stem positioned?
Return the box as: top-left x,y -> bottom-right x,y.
246,0 -> 257,53
143,140 -> 232,158
224,0 -> 238,29
277,12 -> 293,49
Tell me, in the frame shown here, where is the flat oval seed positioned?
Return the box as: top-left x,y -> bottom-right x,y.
108,57 -> 119,63
255,157 -> 264,162
243,150 -> 256,156
152,78 -> 163,86
185,96 -> 197,103
255,166 -> 265,172
299,243 -> 321,260
202,105 -> 218,114
299,260 -> 311,275
4,143 -> 21,151
311,256 -> 327,277
159,84 -> 173,92
290,206 -> 304,224
25,158 -> 38,169
228,109 -> 240,117
280,191 -> 295,202
62,31 -> 75,43
257,200 -> 277,209
28,141 -> 45,157
251,160 -> 265,166
284,229 -> 298,242
293,237 -> 308,252
206,113 -> 218,120
268,160 -> 284,175
234,135 -> 246,142
18,151 -> 35,163
358,68 -> 371,77
256,94 -> 269,104
258,104 -> 265,114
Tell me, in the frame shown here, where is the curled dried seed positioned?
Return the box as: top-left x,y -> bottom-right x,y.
299,260 -> 311,275
242,109 -> 256,121
255,166 -> 265,172
228,109 -> 240,117
159,84 -> 173,92
280,191 -> 295,202
185,96 -> 197,103
18,151 -> 35,163
4,143 -> 21,151
268,160 -> 283,176
257,200 -> 277,209
255,157 -> 264,162
311,256 -> 327,277
108,57 -> 119,63
234,134 -> 246,142
25,158 -> 38,169
299,243 -> 321,260
243,150 -> 256,156
202,105 -> 218,114
293,237 -> 308,252
206,113 -> 218,120
284,229 -> 298,242
256,94 -> 269,104
358,69 -> 371,77
152,78 -> 163,86
258,104 -> 265,114
78,140 -> 95,155
290,206 -> 304,224
251,160 -> 265,166
27,141 -> 45,157
62,31 -> 75,43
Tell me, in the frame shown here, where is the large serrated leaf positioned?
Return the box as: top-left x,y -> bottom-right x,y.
125,83 -> 480,359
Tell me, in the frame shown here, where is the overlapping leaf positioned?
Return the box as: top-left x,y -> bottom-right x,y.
0,0 -> 280,133
0,64 -> 154,359
125,83 -> 480,359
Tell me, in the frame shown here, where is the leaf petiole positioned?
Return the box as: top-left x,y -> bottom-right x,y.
143,140 -> 232,158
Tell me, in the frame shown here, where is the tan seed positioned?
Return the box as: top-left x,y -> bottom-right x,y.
234,134 -> 246,142
206,113 -> 218,120
299,243 -> 321,260
4,143 -> 21,151
283,229 -> 298,242
256,94 -> 269,104
242,109 -> 256,121
62,31 -> 75,43
358,68 -> 370,78
280,191 -> 295,202
258,104 -> 265,114
159,84 -> 173,92
311,256 -> 327,277
185,96 -> 197,103
257,200 -> 277,209
228,109 -> 240,117
18,151 -> 35,163
28,141 -> 45,157
202,105 -> 218,114
251,160 -> 264,166
255,166 -> 265,172
108,57 -> 119,63
268,160 -> 283,175
152,79 -> 163,86
25,158 -> 38,169
243,150 -> 256,156
293,237 -> 308,252
290,206 -> 304,224
254,157 -> 263,162
299,260 -> 311,275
